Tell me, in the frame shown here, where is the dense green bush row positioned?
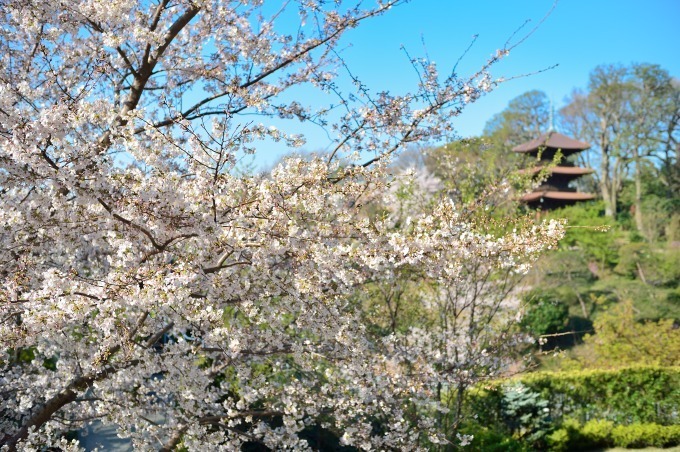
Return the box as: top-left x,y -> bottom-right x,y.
463,419 -> 680,451
547,419 -> 680,450
469,366 -> 680,426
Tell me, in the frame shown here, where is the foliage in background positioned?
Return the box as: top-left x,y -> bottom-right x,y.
463,367 -> 680,450
470,367 -> 680,428
425,137 -> 528,210
484,90 -> 551,149
545,202 -> 619,268
519,291 -> 569,338
416,66 -> 680,449
547,419 -> 680,451
500,383 -> 552,445
560,64 -> 679,222
578,301 -> 680,368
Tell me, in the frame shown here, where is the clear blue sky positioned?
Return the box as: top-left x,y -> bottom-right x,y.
255,0 -> 680,166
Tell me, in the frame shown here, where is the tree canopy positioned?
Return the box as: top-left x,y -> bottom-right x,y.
0,1 -> 563,450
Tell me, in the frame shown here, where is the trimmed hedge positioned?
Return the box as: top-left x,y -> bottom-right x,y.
469,366 -> 680,426
547,419 -> 680,450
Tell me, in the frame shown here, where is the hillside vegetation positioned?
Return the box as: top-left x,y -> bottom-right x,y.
405,63 -> 679,450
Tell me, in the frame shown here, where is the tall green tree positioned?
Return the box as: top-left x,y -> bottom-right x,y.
484,90 -> 551,148
560,64 -> 679,222
580,300 -> 680,368
625,65 -> 679,233
560,65 -> 631,218
425,137 -> 525,206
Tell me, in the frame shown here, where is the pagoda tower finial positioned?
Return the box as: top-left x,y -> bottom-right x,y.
548,97 -> 555,132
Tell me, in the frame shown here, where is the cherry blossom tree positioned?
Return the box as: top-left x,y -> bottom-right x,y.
0,0 -> 562,449
360,167 -> 563,446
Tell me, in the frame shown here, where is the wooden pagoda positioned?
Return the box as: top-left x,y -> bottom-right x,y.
513,131 -> 595,210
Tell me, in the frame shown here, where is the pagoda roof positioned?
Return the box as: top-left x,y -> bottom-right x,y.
520,191 -> 596,202
513,131 -> 591,154
518,166 -> 595,176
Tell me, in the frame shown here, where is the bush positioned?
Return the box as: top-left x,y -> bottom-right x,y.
469,367 -> 680,427
615,243 -> 680,286
467,368 -> 680,450
520,291 -> 569,337
546,426 -> 570,452
666,213 -> 680,242
581,300 -> 680,366
547,202 -> 619,267
547,420 -> 680,450
580,419 -> 614,448
667,288 -> 680,305
459,423 -> 529,452
611,423 -> 680,448
501,383 -> 552,444
546,418 -> 588,451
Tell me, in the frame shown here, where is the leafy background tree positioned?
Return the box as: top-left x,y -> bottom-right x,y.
484,90 -> 551,149
560,64 -> 680,223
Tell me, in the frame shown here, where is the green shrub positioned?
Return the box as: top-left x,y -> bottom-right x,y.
666,213 -> 680,241
546,427 -> 570,452
469,367 -> 680,426
580,419 -> 614,448
581,300 -> 680,366
611,423 -> 680,448
667,288 -> 680,305
548,202 -> 619,267
547,420 -> 680,450
468,368 -> 680,450
501,382 -> 552,445
520,291 -> 569,337
459,423 -> 528,452
615,243 -> 680,286
658,248 -> 680,286
546,419 -> 582,451
615,242 -> 655,279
